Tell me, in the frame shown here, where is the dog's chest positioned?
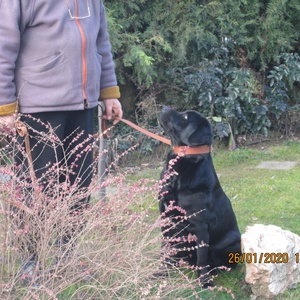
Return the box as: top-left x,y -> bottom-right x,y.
161,157 -> 217,212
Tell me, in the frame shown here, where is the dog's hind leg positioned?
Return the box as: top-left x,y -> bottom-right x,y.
208,231 -> 241,269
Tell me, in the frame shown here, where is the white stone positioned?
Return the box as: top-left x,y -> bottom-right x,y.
242,224 -> 300,299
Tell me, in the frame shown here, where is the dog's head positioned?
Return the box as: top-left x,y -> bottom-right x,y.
159,106 -> 212,147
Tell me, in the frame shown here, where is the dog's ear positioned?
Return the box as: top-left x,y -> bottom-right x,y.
188,119 -> 213,146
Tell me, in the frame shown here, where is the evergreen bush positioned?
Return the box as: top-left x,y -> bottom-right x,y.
105,0 -> 300,140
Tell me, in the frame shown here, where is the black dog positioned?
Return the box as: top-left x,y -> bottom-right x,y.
158,106 -> 241,287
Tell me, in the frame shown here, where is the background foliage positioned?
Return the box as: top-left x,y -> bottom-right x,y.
105,0 -> 300,140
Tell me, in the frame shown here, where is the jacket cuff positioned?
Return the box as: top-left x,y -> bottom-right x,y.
0,101 -> 18,116
100,86 -> 121,100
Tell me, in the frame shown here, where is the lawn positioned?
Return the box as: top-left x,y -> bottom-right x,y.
202,140 -> 300,299
1,138 -> 299,299
128,139 -> 300,299
213,140 -> 300,236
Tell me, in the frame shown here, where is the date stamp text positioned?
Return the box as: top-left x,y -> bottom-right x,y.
228,252 -> 300,264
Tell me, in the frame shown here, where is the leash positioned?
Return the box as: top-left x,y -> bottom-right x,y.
101,116 -> 211,155
118,118 -> 172,145
10,121 -> 41,215
10,113 -> 210,215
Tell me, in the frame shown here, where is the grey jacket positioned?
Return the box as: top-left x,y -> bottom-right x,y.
0,0 -> 119,114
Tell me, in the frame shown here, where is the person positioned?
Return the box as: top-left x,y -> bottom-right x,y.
0,0 -> 123,277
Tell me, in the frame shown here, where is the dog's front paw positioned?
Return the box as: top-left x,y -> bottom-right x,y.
201,279 -> 215,289
152,269 -> 168,278
152,260 -> 175,278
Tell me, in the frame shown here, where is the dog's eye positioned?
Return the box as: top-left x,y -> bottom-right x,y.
183,114 -> 188,120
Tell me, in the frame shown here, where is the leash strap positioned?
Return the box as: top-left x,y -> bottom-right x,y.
118,118 -> 172,145
13,121 -> 40,214
99,106 -> 211,154
104,117 -> 211,154
3,120 -> 35,214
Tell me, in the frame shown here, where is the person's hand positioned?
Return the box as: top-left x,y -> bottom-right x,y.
103,99 -> 123,125
0,114 -> 16,134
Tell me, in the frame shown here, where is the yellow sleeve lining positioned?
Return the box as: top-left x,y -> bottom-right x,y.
100,86 -> 121,100
0,102 -> 18,116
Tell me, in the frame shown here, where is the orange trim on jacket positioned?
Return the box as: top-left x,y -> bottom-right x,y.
74,0 -> 87,100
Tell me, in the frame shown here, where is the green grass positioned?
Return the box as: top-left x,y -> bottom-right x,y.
5,140 -> 299,299
136,140 -> 300,299
208,141 -> 300,299
213,141 -> 300,235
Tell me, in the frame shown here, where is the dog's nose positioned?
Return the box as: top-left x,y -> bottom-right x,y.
161,105 -> 170,112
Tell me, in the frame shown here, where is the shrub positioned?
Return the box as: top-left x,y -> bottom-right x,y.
106,0 -> 300,140
265,53 -> 300,131
168,50 -> 300,139
0,118 -> 234,299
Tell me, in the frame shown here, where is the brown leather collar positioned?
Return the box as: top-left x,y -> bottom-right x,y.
173,145 -> 211,155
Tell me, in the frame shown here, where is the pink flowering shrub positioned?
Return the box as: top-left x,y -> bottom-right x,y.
0,117 -> 234,299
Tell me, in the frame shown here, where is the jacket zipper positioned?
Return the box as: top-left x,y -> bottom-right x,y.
74,0 -> 87,106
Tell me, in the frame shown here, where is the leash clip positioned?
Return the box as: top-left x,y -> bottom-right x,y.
15,120 -> 28,137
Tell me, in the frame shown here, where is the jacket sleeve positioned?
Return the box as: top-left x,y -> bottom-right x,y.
97,2 -> 120,100
0,1 -> 33,115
